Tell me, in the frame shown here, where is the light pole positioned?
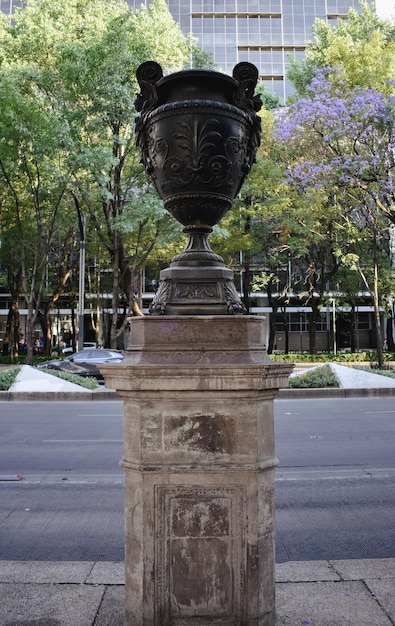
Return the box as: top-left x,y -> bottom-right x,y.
77,211 -> 86,352
332,297 -> 337,355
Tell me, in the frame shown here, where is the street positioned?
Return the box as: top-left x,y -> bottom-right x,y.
0,398 -> 394,562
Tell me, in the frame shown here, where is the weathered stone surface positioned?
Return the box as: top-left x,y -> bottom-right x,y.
111,315 -> 276,365
101,316 -> 293,625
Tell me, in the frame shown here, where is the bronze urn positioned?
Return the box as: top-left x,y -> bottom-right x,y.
135,61 -> 262,315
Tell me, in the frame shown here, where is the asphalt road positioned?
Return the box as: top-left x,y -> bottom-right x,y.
275,397 -> 395,562
0,398 -> 394,562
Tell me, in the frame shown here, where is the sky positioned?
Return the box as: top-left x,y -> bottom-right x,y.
375,0 -> 395,18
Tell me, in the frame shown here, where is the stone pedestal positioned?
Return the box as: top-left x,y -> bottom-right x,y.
101,316 -> 293,626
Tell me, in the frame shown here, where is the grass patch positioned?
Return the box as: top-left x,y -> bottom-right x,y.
36,368 -> 99,389
0,366 -> 21,390
289,364 -> 339,388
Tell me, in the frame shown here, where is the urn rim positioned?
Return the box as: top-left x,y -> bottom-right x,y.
156,68 -> 239,89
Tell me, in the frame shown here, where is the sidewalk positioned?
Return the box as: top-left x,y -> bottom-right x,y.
1,558 -> 394,625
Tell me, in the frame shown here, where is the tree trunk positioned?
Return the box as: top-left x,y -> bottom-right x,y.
40,267 -> 73,356
308,302 -> 321,355
280,306 -> 289,354
42,310 -> 53,356
242,211 -> 251,313
267,310 -> 277,354
373,259 -> 384,367
71,305 -> 77,352
267,279 -> 278,354
350,305 -> 357,353
357,232 -> 383,367
110,245 -> 120,349
3,299 -> 21,357
109,238 -> 144,347
3,266 -> 22,357
37,307 -> 53,356
25,302 -> 36,365
386,316 -> 394,351
242,260 -> 251,314
88,264 -> 101,347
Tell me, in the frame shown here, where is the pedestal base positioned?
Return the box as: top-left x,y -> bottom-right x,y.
149,229 -> 246,316
101,317 -> 293,625
150,264 -> 246,316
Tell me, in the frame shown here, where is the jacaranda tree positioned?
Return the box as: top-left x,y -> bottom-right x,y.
275,68 -> 395,362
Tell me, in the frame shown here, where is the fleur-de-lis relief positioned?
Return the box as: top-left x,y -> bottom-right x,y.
161,119 -> 232,190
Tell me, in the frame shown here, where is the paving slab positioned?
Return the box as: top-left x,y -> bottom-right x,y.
94,586 -> 125,626
275,580 -> 393,626
276,560 -> 341,582
87,561 -> 125,585
0,560 -> 94,584
0,560 -> 394,625
0,582 -> 104,626
365,579 -> 395,624
331,557 -> 395,580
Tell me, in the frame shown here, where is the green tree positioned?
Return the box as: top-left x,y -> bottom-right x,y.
0,64 -> 77,361
334,203 -> 395,365
211,109 -> 290,314
276,68 -> 395,360
287,2 -> 395,97
0,0 -> 193,354
54,0 -> 190,346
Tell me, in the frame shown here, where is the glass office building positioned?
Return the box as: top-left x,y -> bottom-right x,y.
2,0 -> 362,100
128,0 -> 362,100
0,0 -> 20,15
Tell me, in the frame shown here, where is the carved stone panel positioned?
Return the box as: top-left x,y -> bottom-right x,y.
173,282 -> 220,301
155,485 -> 246,625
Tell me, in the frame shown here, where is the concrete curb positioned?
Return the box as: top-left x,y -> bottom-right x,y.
277,386 -> 395,399
0,389 -> 119,401
2,387 -> 395,400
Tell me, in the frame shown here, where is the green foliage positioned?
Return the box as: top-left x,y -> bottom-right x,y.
210,109 -> 296,272
34,367 -> 99,389
257,84 -> 282,110
186,35 -> 216,69
289,364 -> 339,388
0,0 -> 199,355
0,354 -> 66,365
287,2 -> 395,96
271,352 -> 395,363
0,356 -> 25,365
353,365 -> 395,379
0,367 -> 21,390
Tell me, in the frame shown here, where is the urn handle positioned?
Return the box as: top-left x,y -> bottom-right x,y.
232,62 -> 262,113
135,61 -> 163,114
136,60 -> 163,86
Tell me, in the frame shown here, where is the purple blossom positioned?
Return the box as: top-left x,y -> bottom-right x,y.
274,68 -> 395,203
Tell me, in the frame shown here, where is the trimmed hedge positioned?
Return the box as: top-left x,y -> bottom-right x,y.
270,352 -> 395,363
0,355 -> 60,366
38,368 -> 99,389
288,364 -> 339,388
0,366 -> 20,390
